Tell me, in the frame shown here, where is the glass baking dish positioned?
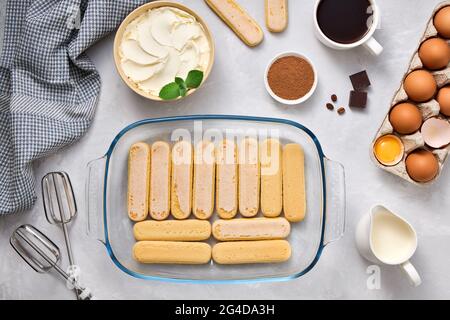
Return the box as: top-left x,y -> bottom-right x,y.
86,115 -> 346,283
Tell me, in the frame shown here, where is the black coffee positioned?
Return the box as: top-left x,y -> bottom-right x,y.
317,0 -> 373,44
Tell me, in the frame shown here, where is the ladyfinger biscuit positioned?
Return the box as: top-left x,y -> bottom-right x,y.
212,217 -> 290,241
133,241 -> 211,264
193,140 -> 215,219
127,142 -> 150,221
265,0 -> 288,33
204,0 -> 264,47
171,141 -> 193,219
133,220 -> 211,241
212,240 -> 291,264
238,138 -> 259,217
283,144 -> 306,222
149,141 -> 171,220
216,139 -> 238,219
260,139 -> 283,217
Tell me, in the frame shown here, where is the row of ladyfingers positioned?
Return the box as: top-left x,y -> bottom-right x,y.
133,217 -> 291,241
127,138 -> 306,222
133,240 -> 291,264
132,216 -> 292,265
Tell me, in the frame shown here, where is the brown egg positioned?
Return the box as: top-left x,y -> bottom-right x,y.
418,38 -> 450,70
434,6 -> 450,38
403,70 -> 437,102
389,103 -> 422,134
436,86 -> 450,116
405,149 -> 439,182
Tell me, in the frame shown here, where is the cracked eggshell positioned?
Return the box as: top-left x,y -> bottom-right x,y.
421,117 -> 450,148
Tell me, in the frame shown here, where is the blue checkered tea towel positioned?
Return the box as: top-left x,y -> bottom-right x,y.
0,0 -> 146,214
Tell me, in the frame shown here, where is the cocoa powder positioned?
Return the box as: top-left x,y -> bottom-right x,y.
267,56 -> 315,100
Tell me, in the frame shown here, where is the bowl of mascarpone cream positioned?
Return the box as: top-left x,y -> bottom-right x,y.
114,1 -> 214,101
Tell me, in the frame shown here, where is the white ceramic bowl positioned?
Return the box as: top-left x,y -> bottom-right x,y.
264,52 -> 318,105
113,1 -> 215,102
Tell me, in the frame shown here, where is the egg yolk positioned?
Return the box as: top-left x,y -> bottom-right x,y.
374,135 -> 404,165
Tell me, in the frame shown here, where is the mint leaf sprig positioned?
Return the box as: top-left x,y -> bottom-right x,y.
159,70 -> 204,100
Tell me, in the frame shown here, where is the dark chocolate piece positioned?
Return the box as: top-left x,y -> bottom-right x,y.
331,94 -> 338,102
349,90 -> 367,108
326,103 -> 334,110
337,107 -> 346,115
350,71 -> 371,91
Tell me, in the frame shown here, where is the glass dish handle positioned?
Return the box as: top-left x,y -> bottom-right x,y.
323,157 -> 346,246
86,156 -> 107,244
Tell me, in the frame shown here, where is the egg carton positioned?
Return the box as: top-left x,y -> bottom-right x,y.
371,1 -> 450,185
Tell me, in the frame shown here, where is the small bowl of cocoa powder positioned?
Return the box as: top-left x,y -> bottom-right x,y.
264,52 -> 317,105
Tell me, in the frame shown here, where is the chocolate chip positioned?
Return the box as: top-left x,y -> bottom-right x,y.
326,103 -> 334,110
331,94 -> 338,102
337,107 -> 345,115
349,90 -> 368,108
350,71 -> 371,91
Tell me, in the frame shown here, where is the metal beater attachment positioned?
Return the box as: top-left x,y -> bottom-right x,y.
10,225 -> 93,300
41,171 -> 79,299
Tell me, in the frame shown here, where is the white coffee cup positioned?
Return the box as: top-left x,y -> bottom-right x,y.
313,0 -> 383,55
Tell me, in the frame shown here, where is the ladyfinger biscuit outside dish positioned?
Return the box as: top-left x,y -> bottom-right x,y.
260,139 -> 283,217
127,142 -> 150,221
171,141 -> 193,219
238,138 -> 259,217
265,0 -> 288,33
212,240 -> 291,264
133,220 -> 211,241
133,241 -> 211,264
283,143 -> 306,222
212,217 -> 290,241
204,0 -> 264,47
149,141 -> 171,220
216,139 -> 238,219
193,140 -> 215,219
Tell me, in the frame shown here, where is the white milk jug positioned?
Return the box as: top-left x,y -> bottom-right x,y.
355,205 -> 421,287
